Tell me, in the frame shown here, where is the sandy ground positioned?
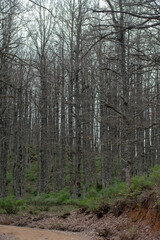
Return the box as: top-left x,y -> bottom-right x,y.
0,225 -> 85,240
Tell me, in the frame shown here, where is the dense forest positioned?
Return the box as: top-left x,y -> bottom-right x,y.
0,0 -> 160,199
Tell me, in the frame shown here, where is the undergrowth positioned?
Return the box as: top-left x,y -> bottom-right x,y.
1,164 -> 160,215
0,196 -> 25,214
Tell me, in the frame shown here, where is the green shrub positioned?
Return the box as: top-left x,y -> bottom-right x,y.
0,196 -> 25,214
150,165 -> 160,186
44,198 -> 58,206
16,199 -> 25,206
26,185 -> 37,195
86,187 -> 98,198
30,192 -> 59,206
77,198 -> 101,211
101,182 -> 126,199
131,175 -> 153,192
57,190 -> 70,204
30,195 -> 45,206
65,198 -> 78,205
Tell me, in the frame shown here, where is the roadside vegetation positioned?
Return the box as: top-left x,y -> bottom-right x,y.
1,164 -> 160,216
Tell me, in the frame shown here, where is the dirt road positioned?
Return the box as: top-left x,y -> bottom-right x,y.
0,225 -> 85,240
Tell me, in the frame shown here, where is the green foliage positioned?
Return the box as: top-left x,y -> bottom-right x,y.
26,162 -> 37,182
77,197 -> 101,211
131,175 -> 153,192
29,190 -> 70,207
101,182 -> 126,199
65,183 -> 126,211
26,185 -> 37,196
149,165 -> 160,186
0,196 -> 25,214
6,172 -> 12,185
57,189 -> 70,204
4,163 -> 160,216
25,161 -> 37,195
86,187 -> 99,198
26,172 -> 37,182
64,183 -> 126,211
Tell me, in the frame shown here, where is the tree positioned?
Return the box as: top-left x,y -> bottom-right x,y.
27,0 -> 56,192
0,0 -> 22,197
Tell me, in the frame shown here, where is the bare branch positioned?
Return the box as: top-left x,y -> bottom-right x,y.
28,0 -> 56,18
101,100 -> 128,121
92,9 -> 160,20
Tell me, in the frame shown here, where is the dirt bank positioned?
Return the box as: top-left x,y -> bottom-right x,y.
0,209 -> 157,240
1,191 -> 160,240
0,225 -> 85,240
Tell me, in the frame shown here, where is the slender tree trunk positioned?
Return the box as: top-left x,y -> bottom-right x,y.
40,57 -> 49,193
0,61 -> 8,198
60,43 -> 66,189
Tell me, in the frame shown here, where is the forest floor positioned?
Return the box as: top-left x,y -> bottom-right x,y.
1,192 -> 160,240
